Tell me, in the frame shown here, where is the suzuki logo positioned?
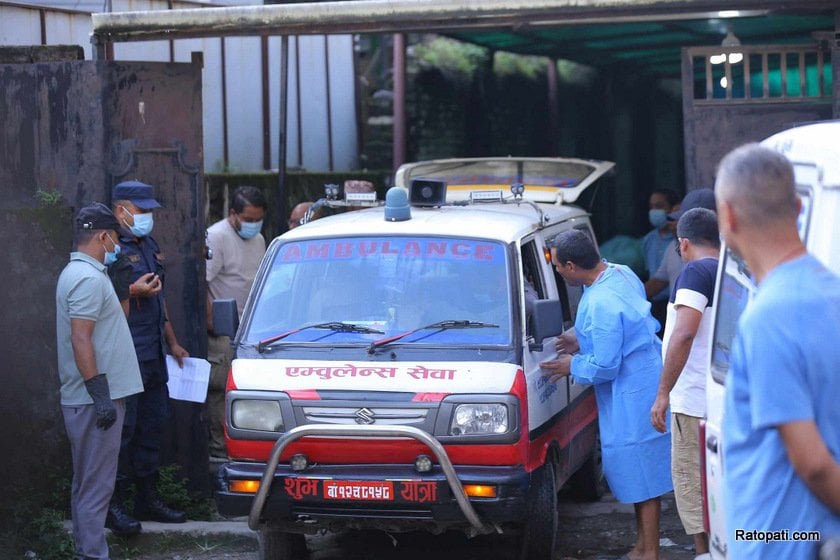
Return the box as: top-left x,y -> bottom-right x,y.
354,407 -> 376,425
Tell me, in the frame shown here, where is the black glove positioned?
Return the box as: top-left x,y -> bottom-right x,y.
108,252 -> 133,301
84,374 -> 117,430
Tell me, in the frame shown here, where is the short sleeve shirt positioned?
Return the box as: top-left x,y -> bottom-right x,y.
55,252 -> 143,405
723,255 -> 840,558
642,229 -> 675,301
652,239 -> 684,298
206,218 -> 266,318
661,257 -> 717,416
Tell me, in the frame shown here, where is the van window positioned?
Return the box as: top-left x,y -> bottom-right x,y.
710,249 -> 753,385
710,186 -> 811,385
244,236 -> 512,346
796,185 -> 813,242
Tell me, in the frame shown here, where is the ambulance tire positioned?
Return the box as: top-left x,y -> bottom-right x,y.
568,426 -> 605,502
519,461 -> 557,560
257,527 -> 306,560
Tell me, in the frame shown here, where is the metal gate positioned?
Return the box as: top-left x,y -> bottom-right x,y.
681,41 -> 838,191
0,58 -> 208,518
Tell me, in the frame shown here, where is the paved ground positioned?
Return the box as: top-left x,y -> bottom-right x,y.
96,491 -> 700,560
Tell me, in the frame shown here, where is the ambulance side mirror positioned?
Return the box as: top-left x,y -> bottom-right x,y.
529,299 -> 564,352
212,299 -> 239,338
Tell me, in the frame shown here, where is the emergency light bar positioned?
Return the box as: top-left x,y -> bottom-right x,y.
470,190 -> 504,202
345,191 -> 377,203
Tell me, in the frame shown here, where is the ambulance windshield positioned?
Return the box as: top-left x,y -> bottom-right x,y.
244,236 -> 512,347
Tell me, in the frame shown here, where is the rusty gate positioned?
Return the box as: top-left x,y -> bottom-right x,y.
0,58 -> 208,519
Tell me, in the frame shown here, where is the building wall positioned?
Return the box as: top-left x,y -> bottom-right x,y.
0,0 -> 359,173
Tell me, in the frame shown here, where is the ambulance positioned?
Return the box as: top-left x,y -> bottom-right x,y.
213,157 -> 615,560
702,121 -> 840,559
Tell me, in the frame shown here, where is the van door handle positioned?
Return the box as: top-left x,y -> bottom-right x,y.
706,435 -> 719,454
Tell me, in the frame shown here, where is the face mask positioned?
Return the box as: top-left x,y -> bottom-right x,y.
124,209 -> 154,237
103,234 -> 121,266
238,219 -> 263,240
649,209 -> 668,229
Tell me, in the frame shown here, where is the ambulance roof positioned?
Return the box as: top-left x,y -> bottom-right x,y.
762,120 -> 840,188
277,199 -> 590,246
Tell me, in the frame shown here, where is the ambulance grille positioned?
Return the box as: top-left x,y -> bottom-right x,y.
300,406 -> 430,427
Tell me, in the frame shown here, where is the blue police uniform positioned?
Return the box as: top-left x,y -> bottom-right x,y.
107,181 -> 186,531
117,229 -> 170,480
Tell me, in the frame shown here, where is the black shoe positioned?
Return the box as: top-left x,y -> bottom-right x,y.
134,499 -> 187,523
105,503 -> 142,536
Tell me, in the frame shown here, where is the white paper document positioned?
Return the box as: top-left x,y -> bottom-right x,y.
166,355 -> 211,403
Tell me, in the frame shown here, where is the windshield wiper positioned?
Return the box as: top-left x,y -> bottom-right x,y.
258,322 -> 384,353
367,319 -> 498,354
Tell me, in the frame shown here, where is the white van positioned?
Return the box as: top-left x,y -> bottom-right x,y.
702,121 -> 840,559
213,157 -> 613,560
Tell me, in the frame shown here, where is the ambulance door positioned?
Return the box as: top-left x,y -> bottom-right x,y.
521,238 -> 569,435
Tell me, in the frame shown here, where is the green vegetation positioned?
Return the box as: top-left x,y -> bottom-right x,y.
34,188 -> 63,207
493,51 -> 548,79
0,464 -> 211,559
413,36 -> 489,77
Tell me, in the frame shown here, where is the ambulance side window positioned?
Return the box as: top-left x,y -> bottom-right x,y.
521,241 -> 546,298
544,227 -> 592,326
521,241 -> 545,336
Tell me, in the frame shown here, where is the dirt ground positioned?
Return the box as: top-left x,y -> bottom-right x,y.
112,491 -> 699,560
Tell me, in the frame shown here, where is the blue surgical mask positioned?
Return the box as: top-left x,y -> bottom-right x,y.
124,209 -> 154,237
103,234 -> 121,266
238,220 -> 263,240
648,209 -> 668,229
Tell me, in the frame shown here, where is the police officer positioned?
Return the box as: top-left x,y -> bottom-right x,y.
107,181 -> 188,534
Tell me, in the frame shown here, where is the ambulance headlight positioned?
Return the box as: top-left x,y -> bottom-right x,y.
450,404 -> 508,435
231,399 -> 284,432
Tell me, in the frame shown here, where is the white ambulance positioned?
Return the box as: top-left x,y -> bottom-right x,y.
213,157 -> 614,559
702,121 -> 840,559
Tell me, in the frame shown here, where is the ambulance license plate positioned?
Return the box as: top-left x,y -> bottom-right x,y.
323,480 -> 394,501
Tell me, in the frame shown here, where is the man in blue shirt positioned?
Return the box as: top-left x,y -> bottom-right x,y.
642,189 -> 680,329
716,144 -> 840,558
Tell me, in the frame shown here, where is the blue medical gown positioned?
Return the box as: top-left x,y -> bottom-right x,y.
570,264 -> 673,503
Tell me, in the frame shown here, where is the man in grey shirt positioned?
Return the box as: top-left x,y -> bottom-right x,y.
56,203 -> 143,558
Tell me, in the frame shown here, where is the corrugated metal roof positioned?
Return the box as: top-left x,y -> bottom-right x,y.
448,12 -> 836,76
89,0 -> 838,78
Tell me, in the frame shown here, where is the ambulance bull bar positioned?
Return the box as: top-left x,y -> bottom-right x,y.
248,424 -> 497,534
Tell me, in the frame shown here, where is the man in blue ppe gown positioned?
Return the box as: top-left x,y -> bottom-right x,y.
541,229 -> 672,560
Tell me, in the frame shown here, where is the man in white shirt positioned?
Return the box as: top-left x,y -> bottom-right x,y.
650,206 -> 720,558
206,186 -> 267,458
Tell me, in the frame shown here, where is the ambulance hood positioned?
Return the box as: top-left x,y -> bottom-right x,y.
231,358 -> 519,394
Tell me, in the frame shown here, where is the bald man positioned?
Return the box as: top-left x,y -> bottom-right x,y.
288,202 -> 315,230
716,143 -> 840,559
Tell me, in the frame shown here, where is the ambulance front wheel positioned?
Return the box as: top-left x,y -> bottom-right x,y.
257,526 -> 306,560
519,461 -> 558,560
